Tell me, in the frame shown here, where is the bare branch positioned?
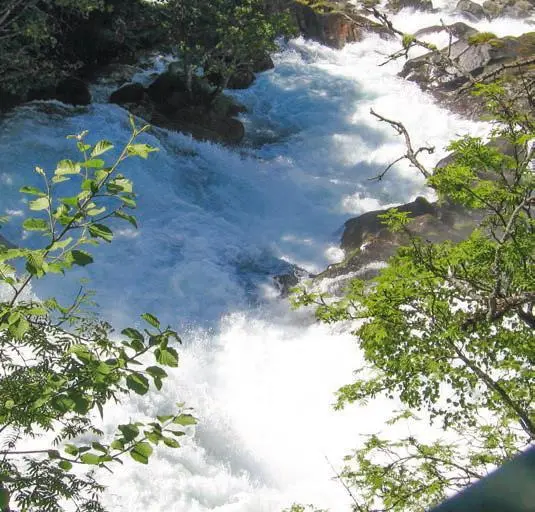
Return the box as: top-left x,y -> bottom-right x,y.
370,108 -> 433,180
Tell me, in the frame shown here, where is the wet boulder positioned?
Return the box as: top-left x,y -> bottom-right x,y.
110,83 -> 146,104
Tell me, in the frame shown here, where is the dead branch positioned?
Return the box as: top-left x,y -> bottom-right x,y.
370,108 -> 433,180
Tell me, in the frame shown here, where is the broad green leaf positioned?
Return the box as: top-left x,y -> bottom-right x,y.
142,313 -> 160,329
163,437 -> 180,448
147,367 -> 168,379
55,159 -> 81,175
29,197 -> 50,211
91,140 -> 114,157
22,218 -> 48,231
126,373 -> 150,395
114,210 -> 138,227
80,158 -> 105,168
157,414 -> 174,423
64,444 -> 79,456
80,453 -> 101,465
88,223 -> 113,242
155,347 -> 179,367
119,423 -> 140,442
130,442 -> 153,464
58,460 -> 73,471
127,143 -> 158,159
173,414 -> 197,426
122,327 -> 144,341
69,250 -> 93,266
20,186 -> 45,196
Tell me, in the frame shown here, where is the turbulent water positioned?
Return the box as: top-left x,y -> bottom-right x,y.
0,4 -> 532,510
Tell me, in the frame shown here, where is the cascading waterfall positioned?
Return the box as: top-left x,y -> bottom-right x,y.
0,4 -> 532,510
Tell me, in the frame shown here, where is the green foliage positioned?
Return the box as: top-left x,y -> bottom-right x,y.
0,0 -> 166,98
158,0 -> 295,98
0,119 -> 195,511
293,76 -> 534,511
467,32 -> 499,46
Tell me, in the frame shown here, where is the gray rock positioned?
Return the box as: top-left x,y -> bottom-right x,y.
456,0 -> 488,20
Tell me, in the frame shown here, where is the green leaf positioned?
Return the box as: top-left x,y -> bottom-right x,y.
70,250 -> 93,266
127,143 -> 158,159
80,453 -> 101,465
58,460 -> 73,471
118,195 -> 136,208
110,439 -> 124,450
130,442 -> 153,464
156,414 -> 174,423
126,373 -> 150,395
64,444 -> 79,456
155,347 -> 179,367
55,159 -> 81,175
88,223 -> 113,242
142,313 -> 160,329
163,437 -> 180,448
20,186 -> 45,196
91,140 -> 114,157
91,442 -> 107,453
80,159 -> 105,169
147,366 -> 168,379
4,399 -> 14,410
122,328 -> 144,341
29,197 -> 50,211
22,218 -> 48,231
115,210 -> 138,228
119,423 -> 140,442
173,414 -> 197,426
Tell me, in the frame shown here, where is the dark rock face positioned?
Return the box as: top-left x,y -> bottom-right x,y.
55,77 -> 92,105
318,197 -> 482,285
110,83 -> 146,104
251,53 -> 275,73
110,71 -> 246,145
227,68 -> 256,89
274,266 -> 314,297
28,77 -> 91,106
456,0 -> 488,20
341,196 -> 436,252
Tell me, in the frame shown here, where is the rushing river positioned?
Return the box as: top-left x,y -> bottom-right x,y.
0,3 -> 532,510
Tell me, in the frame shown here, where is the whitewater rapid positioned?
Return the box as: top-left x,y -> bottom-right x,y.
0,4 -> 532,510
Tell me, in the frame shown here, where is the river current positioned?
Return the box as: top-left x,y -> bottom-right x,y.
0,4 -> 532,510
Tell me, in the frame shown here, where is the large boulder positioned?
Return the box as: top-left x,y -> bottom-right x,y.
110,83 -> 146,104
227,68 -> 256,89
55,78 -> 91,105
116,70 -> 247,145
317,196 -> 482,288
456,0 -> 488,20
387,0 -> 435,12
482,0 -> 534,18
28,77 -> 91,106
341,196 -> 436,252
399,31 -> 535,116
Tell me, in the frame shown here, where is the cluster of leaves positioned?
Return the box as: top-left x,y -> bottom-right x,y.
293,81 -> 534,511
0,119 -> 195,511
0,0 -> 166,99
156,0 -> 295,99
